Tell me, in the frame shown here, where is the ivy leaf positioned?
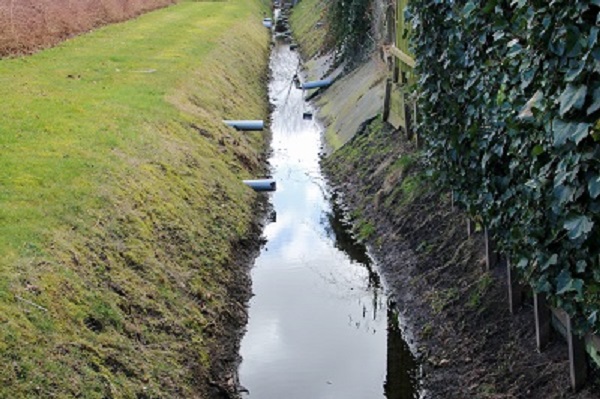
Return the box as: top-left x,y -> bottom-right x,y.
541,254 -> 558,271
589,311 -> 598,326
482,0 -> 497,14
589,27 -> 599,50
556,270 -> 584,298
553,184 -> 575,205
559,84 -> 587,116
565,26 -> 583,58
518,90 -> 543,120
564,215 -> 594,240
577,260 -> 587,273
565,60 -> 585,82
463,1 -> 476,18
588,174 -> 600,199
531,145 -> 544,157
507,39 -> 523,58
535,277 -> 552,293
571,123 -> 591,144
556,270 -> 572,294
552,119 -> 591,146
587,87 -> 600,115
521,68 -> 536,90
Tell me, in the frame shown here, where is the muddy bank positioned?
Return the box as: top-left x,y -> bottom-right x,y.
206,198 -> 269,399
322,117 -> 598,397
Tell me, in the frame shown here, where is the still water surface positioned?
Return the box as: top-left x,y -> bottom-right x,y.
238,39 -> 417,399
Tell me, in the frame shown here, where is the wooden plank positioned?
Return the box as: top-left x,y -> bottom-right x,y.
383,78 -> 392,122
551,307 -> 569,337
389,45 -> 416,69
566,314 -> 588,391
506,259 -> 522,314
534,291 -> 551,351
388,83 -> 406,131
412,98 -> 419,147
484,228 -> 498,270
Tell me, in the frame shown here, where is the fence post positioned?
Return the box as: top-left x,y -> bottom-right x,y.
506,259 -> 522,314
383,78 -> 392,122
566,314 -> 588,391
484,228 -> 498,270
393,57 -> 400,83
534,291 -> 551,351
412,99 -> 420,148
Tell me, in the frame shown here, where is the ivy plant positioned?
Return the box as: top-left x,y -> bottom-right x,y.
327,0 -> 374,67
409,0 -> 600,333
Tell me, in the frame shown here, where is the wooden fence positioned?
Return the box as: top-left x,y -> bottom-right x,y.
472,218 -> 600,392
383,0 -> 417,142
387,0 -> 599,391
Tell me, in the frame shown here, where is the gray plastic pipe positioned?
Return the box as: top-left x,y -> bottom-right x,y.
223,120 -> 264,131
243,179 -> 276,192
301,79 -> 333,90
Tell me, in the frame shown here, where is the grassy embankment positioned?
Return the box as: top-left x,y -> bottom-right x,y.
289,0 -> 328,60
0,0 -> 270,397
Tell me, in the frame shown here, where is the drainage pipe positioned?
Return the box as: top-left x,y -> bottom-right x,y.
223,120 -> 264,131
301,79 -> 332,90
243,179 -> 276,192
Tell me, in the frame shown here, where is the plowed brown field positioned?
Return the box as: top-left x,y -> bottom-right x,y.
0,0 -> 175,56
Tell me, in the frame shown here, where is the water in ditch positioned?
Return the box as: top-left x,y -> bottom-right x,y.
238,37 -> 418,399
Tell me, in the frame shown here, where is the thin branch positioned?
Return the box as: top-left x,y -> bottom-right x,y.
15,295 -> 48,312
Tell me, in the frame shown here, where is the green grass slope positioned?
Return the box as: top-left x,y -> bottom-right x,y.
0,0 -> 271,397
289,0 -> 328,59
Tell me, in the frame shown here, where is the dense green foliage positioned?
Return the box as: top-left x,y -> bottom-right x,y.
327,0 -> 373,65
409,0 -> 600,333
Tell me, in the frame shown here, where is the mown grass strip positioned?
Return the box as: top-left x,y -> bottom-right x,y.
0,0 -> 258,261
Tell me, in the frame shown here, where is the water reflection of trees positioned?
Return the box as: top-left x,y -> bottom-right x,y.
385,304 -> 419,399
322,192 -> 419,398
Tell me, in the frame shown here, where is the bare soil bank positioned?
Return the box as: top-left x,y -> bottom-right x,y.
323,117 -> 598,398
0,0 -> 175,56
205,200 -> 268,399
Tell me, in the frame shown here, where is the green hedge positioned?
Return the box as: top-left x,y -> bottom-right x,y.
409,0 -> 600,333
